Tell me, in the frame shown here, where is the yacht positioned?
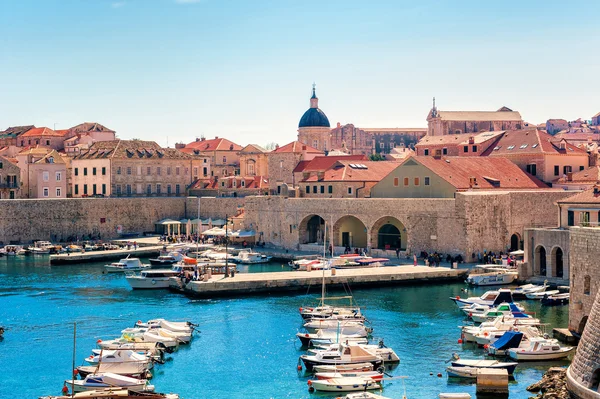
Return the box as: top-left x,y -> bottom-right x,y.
104,257 -> 149,273
233,250 -> 272,264
148,252 -> 183,266
466,267 -> 518,286
126,265 -> 195,289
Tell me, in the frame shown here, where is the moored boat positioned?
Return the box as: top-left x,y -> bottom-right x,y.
450,357 -> 518,375
451,288 -> 514,308
526,290 -> 560,300
507,338 -> 574,361
148,252 -> 183,266
300,344 -> 383,371
466,266 -> 518,286
307,376 -> 381,392
446,365 -> 478,379
232,250 -> 272,264
65,373 -> 154,393
314,370 -> 383,381
104,257 -> 150,273
541,293 -> 570,306
39,388 -> 180,399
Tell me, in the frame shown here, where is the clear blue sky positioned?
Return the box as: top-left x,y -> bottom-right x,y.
1,0 -> 598,147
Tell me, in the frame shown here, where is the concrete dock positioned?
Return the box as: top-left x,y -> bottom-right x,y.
174,265 -> 468,298
49,246 -> 162,265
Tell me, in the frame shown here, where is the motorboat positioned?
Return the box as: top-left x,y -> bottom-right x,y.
541,293 -> 570,306
40,389 -> 180,399
439,394 -> 471,399
308,342 -> 399,363
297,328 -> 369,347
122,327 -> 191,345
450,356 -> 518,375
290,258 -> 329,271
512,283 -> 548,299
451,289 -> 514,308
118,329 -> 179,349
303,319 -> 368,333
300,344 -> 383,371
1,245 -> 27,256
526,290 -> 560,300
135,319 -> 196,334
104,257 -> 149,273
0,326 -> 4,337
233,250 -> 272,264
469,302 -> 528,323
307,376 -> 381,392
126,269 -> 184,289
487,331 -> 524,356
63,244 -> 84,253
461,315 -> 540,343
65,373 -> 154,393
96,341 -> 169,356
474,324 -> 541,347
446,365 -> 478,379
300,303 -> 364,321
341,394 -> 392,399
148,252 -> 183,266
84,350 -> 152,367
313,363 -> 374,373
461,303 -> 489,317
466,266 -> 518,286
507,338 -> 574,361
76,362 -> 152,379
28,241 -> 54,254
315,371 -> 383,381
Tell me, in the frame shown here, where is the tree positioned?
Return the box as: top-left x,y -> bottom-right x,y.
369,153 -> 385,161
264,142 -> 279,150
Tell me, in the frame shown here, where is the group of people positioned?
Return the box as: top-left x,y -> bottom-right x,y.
476,250 -> 518,267
419,251 -> 464,266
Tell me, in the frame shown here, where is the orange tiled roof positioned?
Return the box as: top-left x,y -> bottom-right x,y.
302,161 -> 397,183
272,141 -> 322,154
190,176 -> 269,190
20,127 -> 65,138
181,137 -> 242,153
553,166 -> 600,184
298,155 -> 368,173
481,129 -> 587,156
558,187 -> 600,204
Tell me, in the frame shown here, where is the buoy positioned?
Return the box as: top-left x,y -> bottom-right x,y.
297,365 -> 302,371
308,386 -> 315,393
455,296 -> 460,300
88,355 -> 93,359
437,373 -> 442,377
96,339 -> 102,344
62,385 -> 69,394
307,380 -> 313,386
483,332 -> 489,336
137,320 -> 142,324
468,313 -> 473,318
430,372 -> 433,376
457,339 -> 463,344
299,307 -> 303,312
484,344 -> 489,349
73,369 -> 79,376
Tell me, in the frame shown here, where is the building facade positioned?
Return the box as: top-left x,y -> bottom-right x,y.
239,144 -> 269,178
0,155 -> 20,199
178,137 -> 242,178
426,102 -> 523,136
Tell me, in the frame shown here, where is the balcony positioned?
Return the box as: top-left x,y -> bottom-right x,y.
0,183 -> 19,189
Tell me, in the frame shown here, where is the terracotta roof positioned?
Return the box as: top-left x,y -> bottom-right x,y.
0,125 -> 35,137
433,110 -> 522,122
18,145 -> 53,155
553,132 -> 600,142
20,127 -> 65,138
191,175 -> 268,190
593,111 -> 600,118
293,160 -> 311,173
73,140 -> 193,160
302,161 -> 397,183
272,141 -> 322,154
180,137 -> 242,154
558,187 -> 600,204
35,150 -> 66,164
416,131 -> 505,147
239,144 -> 268,154
481,129 -> 588,156
362,128 -> 427,132
68,122 -> 115,134
553,166 -> 600,184
300,155 -> 368,173
408,156 -> 548,190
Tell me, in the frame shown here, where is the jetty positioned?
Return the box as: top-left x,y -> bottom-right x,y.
173,265 -> 468,298
49,246 -> 162,265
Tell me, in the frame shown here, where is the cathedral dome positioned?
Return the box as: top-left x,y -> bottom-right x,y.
298,86 -> 330,128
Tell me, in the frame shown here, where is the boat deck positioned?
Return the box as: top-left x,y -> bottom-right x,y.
49,246 -> 163,265
176,265 -> 468,297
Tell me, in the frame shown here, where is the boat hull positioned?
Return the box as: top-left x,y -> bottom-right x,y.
508,348 -> 574,361
300,356 -> 383,372
126,277 -> 172,289
309,379 -> 381,392
451,361 -> 517,375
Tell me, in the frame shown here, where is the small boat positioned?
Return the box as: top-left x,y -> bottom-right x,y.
541,293 -> 570,306
84,350 -> 153,367
340,394 -> 392,399
450,357 -> 518,375
296,328 -> 369,347
300,305 -> 364,321
300,344 -> 383,371
104,257 -> 149,273
304,319 -> 368,333
148,252 -> 183,266
315,371 -> 383,381
466,266 -> 518,286
65,373 -> 154,393
28,241 -> 54,254
76,362 -> 152,379
120,329 -> 179,349
232,250 -> 272,264
313,363 -> 374,373
308,341 -> 399,363
135,319 -> 196,333
470,302 -> 528,323
446,365 -> 479,379
507,338 -> 574,361
487,331 -> 524,356
451,289 -> 514,308
125,266 -> 196,290
526,290 -> 560,300
96,341 -> 169,356
290,258 -> 330,271
512,283 -> 548,298
461,303 -> 489,317
308,376 -> 381,392
1,245 -> 27,256
122,327 -> 191,345
0,326 -> 4,337
439,394 -> 471,399
40,388 -> 180,399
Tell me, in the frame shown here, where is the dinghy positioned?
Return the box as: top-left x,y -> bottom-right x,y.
541,293 -> 570,306
507,338 -> 574,361
308,376 -> 381,392
446,365 -> 479,379
512,283 -> 548,299
526,290 -> 560,300
65,373 -> 154,393
450,357 -> 518,375
341,393 -> 392,399
135,319 -> 196,334
303,319 -> 367,332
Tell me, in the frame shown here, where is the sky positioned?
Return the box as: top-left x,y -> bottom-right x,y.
1,0 -> 599,148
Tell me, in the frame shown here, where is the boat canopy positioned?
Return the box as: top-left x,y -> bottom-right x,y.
230,230 -> 255,238
509,303 -> 529,318
155,218 -> 181,225
492,290 -> 514,306
490,331 -> 523,351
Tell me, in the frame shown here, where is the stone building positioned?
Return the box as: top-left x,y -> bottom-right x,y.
415,131 -> 504,157
178,137 -> 242,178
546,119 -> 569,134
239,144 -> 269,178
188,175 -> 269,197
14,147 -> 67,198
553,166 -> 600,191
0,155 -> 21,199
426,101 -> 523,136
593,111 -> 600,127
293,155 -> 367,187
72,140 -> 195,197
297,86 -> 331,152
17,127 -> 72,150
63,122 -> 116,154
0,125 -> 34,147
267,141 -> 322,193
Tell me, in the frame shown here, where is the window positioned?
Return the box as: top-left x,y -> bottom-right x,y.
47,156 -> 54,163
580,211 -> 590,227
166,167 -> 171,175
526,164 -> 537,176
221,181 -> 225,187
127,167 -> 132,175
241,180 -> 245,187
519,144 -> 528,149
347,187 -> 352,195
454,130 -> 461,134
147,166 -> 151,175
554,165 -> 559,176
74,185 -> 79,195
203,167 -> 208,176
43,171 -> 49,182
83,185 -> 88,195
580,166 -> 585,171
425,177 -> 430,186
313,140 -> 319,149
507,145 -> 515,150
92,167 -> 97,176
414,177 -> 420,186
56,187 -> 61,197
117,167 -> 121,175
567,210 -> 574,226
43,187 -> 49,197
102,184 -> 106,195
0,161 -> 3,168
403,178 -> 409,186
156,184 -> 161,194
167,185 -> 171,195
84,167 -> 88,176
563,166 -> 572,174
328,185 -> 333,194
116,185 -> 121,195
56,172 -> 62,181
203,158 -> 207,163
247,163 -> 255,176
442,148 -> 448,155
584,275 -> 591,295
463,146 -> 469,153
102,167 -> 106,176
393,177 -> 399,187
424,149 -> 429,156
92,184 -> 97,195
313,186 -> 317,194
126,184 -> 132,195
175,184 -> 180,195
306,186 -> 310,194
176,166 -> 180,176
74,168 -> 79,176
222,156 -> 227,164
193,167 -> 198,177
320,185 -> 324,194
157,167 -> 161,175
472,145 -> 477,152
147,184 -> 152,195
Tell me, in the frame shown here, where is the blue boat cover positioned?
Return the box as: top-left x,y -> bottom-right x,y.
509,303 -> 529,318
493,291 -> 514,306
490,331 -> 523,350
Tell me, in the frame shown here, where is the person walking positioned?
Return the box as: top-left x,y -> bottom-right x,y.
395,247 -> 400,259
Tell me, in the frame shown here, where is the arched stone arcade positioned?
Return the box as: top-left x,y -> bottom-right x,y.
551,246 -> 564,278
510,233 -> 522,251
370,216 -> 407,251
333,215 -> 368,248
298,214 -> 325,244
535,245 -> 547,276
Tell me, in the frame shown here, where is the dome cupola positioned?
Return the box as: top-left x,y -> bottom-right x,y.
298,85 -> 330,128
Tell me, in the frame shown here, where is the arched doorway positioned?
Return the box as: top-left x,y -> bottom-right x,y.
333,216 -> 367,248
299,215 -> 325,244
535,245 -> 547,276
552,247 -> 564,278
510,233 -> 522,251
371,216 -> 407,250
578,316 -> 589,335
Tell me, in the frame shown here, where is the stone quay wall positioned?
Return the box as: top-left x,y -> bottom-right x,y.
185,196 -> 246,220
569,227 -> 600,334
0,197 -> 185,244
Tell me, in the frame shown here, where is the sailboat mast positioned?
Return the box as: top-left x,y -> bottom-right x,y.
321,222 -> 326,305
71,322 -> 76,398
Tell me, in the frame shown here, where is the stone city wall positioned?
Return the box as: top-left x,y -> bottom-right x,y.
185,196 -> 246,220
0,197 -> 186,244
522,228 -> 570,279
569,227 -> 600,334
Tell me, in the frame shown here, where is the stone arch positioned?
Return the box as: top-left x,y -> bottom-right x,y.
298,214 -> 325,245
370,216 -> 407,251
333,215 -> 367,248
551,246 -> 564,278
510,233 -> 522,251
535,245 -> 547,276
590,368 -> 600,391
579,315 -> 589,335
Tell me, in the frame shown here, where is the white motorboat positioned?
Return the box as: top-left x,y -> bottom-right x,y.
466,267 -> 518,286
308,342 -> 399,363
96,341 -> 168,356
290,258 -> 330,271
461,315 -> 540,343
122,327 -> 191,344
461,303 -> 489,317
233,250 -> 272,264
1,245 -> 27,256
84,350 -> 152,366
470,302 -> 528,323
439,394 -> 471,399
300,301 -> 364,321
450,357 -> 518,375
297,327 -> 369,347
451,289 -> 514,308
304,319 -> 367,333
149,252 -> 183,266
76,362 -> 152,379
126,269 -> 182,289
120,329 -> 179,349
313,363 -> 374,373
315,371 -> 383,381
104,257 -> 149,273
28,241 -> 54,254
474,325 -> 542,346
526,290 -> 560,300
65,373 -> 154,393
135,319 -> 196,334
308,376 -> 381,392
300,344 -> 383,371
512,283 -> 548,298
446,365 -> 478,379
541,293 -> 570,306
340,393 -> 392,399
39,388 -> 181,399
507,338 -> 575,361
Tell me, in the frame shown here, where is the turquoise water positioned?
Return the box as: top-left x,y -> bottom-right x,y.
0,256 -> 569,399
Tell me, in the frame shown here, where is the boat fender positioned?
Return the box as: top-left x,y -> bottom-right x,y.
96,339 -> 102,344
73,369 -> 79,376
307,380 -> 312,386
455,296 -> 460,300
62,385 -> 69,394
151,279 -> 156,285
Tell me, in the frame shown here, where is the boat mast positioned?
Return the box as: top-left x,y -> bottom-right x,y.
321,222 -> 326,306
71,322 -> 76,398
225,214 -> 229,277
196,198 -> 200,275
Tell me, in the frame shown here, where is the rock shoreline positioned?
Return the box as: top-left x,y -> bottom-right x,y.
528,367 -> 570,399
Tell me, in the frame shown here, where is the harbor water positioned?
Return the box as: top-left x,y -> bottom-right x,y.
0,256 -> 569,399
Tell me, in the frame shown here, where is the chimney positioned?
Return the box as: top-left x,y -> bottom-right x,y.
433,149 -> 442,159
215,136 -> 219,139
337,122 -> 341,128
469,177 -> 477,187
195,137 -> 200,142
468,136 -> 475,144
567,172 -> 573,182
302,145 -> 307,150
175,143 -> 185,149
201,137 -> 206,141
